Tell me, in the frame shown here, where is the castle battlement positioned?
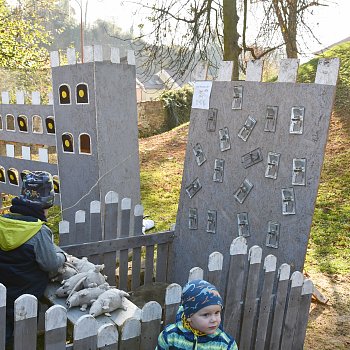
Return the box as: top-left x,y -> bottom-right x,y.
50,45 -> 136,67
1,91 -> 53,105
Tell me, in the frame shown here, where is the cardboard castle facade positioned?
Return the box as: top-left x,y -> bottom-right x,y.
0,46 -> 140,224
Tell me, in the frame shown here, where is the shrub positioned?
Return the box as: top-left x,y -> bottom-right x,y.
159,85 -> 194,129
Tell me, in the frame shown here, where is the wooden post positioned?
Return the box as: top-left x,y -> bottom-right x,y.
75,210 -> 86,244
269,263 -> 291,350
207,252 -> 223,295
140,301 -> 162,350
97,323 -> 118,350
164,283 -> 182,326
223,236 -> 247,340
188,267 -> 203,282
119,198 -> 132,290
239,245 -> 262,349
132,204 -> 144,289
103,191 -> 119,284
73,315 -> 97,350
280,271 -> 304,350
14,294 -> 38,350
58,220 -> 70,246
119,318 -> 141,350
292,279 -> 314,349
45,305 -> 67,350
254,254 -> 277,350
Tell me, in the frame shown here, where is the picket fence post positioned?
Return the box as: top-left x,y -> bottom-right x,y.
140,301 -> 162,350
44,305 -> 67,350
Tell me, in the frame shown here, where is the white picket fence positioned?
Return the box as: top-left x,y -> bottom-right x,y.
0,236 -> 313,350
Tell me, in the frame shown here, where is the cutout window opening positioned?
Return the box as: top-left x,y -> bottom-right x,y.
53,175 -> 60,193
79,133 -> 91,154
62,133 -> 74,153
6,114 -> 15,131
76,83 -> 89,104
7,168 -> 19,186
0,166 -> 6,183
59,84 -> 71,105
45,116 -> 56,134
18,115 -> 28,132
32,115 -> 43,134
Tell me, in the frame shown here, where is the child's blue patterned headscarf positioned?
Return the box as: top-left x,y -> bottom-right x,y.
181,279 -> 223,318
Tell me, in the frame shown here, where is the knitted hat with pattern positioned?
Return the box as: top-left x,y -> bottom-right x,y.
181,279 -> 223,318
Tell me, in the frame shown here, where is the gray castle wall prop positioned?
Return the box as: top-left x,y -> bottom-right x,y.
0,92 -> 60,203
169,58 -> 340,286
0,45 -> 140,224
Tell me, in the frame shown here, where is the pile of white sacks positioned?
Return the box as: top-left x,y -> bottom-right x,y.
52,255 -> 129,317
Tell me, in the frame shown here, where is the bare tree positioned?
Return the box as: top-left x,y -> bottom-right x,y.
121,0 -> 330,81
256,0 -> 330,58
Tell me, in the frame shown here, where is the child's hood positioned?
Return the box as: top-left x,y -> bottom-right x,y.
0,215 -> 43,251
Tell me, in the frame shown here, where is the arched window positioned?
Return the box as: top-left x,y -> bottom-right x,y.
79,133 -> 91,154
0,115 -> 3,130
76,83 -> 89,104
7,168 -> 19,186
53,175 -> 60,193
62,133 -> 74,153
59,84 -> 71,105
45,116 -> 55,134
32,115 -> 43,133
6,114 -> 15,131
17,115 -> 28,132
0,166 -> 6,183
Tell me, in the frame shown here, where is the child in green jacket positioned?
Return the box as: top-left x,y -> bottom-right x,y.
156,279 -> 238,350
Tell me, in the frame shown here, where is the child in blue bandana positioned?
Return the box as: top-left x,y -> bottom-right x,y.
156,279 -> 238,349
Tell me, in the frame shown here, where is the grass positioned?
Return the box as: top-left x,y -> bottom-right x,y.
139,123 -> 188,233
299,42 -> 350,275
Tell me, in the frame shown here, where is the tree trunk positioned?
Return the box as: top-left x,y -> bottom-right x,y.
223,0 -> 241,80
272,0 -> 298,58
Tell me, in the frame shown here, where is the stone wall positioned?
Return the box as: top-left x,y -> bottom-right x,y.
137,100 -> 168,138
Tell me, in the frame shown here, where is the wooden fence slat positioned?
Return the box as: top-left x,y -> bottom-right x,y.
155,243 -> 169,283
14,294 -> 38,350
58,220 -> 70,246
132,205 -> 144,289
140,301 -> 162,350
207,252 -> 223,295
73,315 -> 98,350
44,305 -> 67,350
254,254 -> 277,350
103,192 -> 119,284
280,271 -> 304,350
292,279 -> 314,350
119,318 -> 141,350
164,283 -> 182,326
118,198 -> 132,290
269,263 -> 291,350
188,267 -> 204,282
0,284 -> 6,350
223,237 -> 248,340
90,201 -> 102,242
144,245 -> 155,285
239,245 -> 262,350
97,323 -> 118,350
75,210 -> 86,244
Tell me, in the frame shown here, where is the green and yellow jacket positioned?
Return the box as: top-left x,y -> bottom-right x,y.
0,214 -> 65,306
